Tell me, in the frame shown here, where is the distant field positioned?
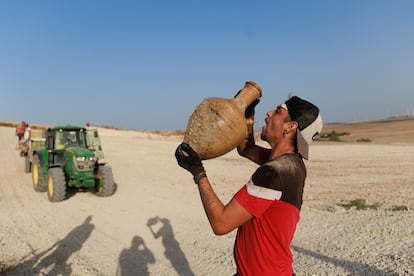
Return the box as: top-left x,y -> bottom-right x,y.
321,116 -> 414,144
2,116 -> 413,144
0,121 -> 51,130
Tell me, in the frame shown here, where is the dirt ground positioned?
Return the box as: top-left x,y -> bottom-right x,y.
1,120 -> 413,275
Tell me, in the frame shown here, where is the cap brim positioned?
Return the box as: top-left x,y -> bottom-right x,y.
296,130 -> 309,160
296,113 -> 323,160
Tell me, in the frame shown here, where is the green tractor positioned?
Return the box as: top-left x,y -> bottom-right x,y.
30,125 -> 116,202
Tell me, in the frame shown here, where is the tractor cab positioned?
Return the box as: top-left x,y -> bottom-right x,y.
45,126 -> 104,160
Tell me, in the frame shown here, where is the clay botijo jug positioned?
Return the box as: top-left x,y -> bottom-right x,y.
183,81 -> 262,160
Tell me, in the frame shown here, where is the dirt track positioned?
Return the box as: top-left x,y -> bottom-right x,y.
1,125 -> 414,275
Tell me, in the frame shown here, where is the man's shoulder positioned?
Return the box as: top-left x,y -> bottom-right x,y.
265,153 -> 303,167
260,153 -> 305,179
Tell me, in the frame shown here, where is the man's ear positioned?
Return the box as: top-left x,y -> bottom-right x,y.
287,121 -> 298,133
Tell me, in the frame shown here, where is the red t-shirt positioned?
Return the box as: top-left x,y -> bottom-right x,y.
234,153 -> 306,276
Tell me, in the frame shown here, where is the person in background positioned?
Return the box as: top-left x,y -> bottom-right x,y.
15,121 -> 26,149
175,95 -> 322,275
20,123 -> 31,156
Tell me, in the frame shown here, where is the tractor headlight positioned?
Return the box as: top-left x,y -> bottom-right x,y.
75,156 -> 96,170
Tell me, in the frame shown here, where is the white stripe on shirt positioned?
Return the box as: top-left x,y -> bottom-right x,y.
246,178 -> 282,200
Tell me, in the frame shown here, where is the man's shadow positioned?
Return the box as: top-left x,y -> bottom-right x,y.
116,235 -> 155,276
11,216 -> 95,276
291,245 -> 397,275
147,216 -> 195,276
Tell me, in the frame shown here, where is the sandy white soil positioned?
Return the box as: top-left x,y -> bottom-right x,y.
1,126 -> 413,275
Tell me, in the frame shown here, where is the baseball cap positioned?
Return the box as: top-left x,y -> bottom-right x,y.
285,96 -> 323,159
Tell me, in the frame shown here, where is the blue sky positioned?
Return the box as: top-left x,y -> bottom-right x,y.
1,0 -> 413,130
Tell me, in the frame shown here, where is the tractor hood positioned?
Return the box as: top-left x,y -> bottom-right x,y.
66,147 -> 96,158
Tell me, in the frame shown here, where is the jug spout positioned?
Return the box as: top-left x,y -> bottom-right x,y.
233,81 -> 262,110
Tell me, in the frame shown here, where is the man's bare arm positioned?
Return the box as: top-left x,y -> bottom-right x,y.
197,177 -> 252,235
237,122 -> 270,165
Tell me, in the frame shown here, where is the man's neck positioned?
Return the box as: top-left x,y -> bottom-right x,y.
269,143 -> 295,160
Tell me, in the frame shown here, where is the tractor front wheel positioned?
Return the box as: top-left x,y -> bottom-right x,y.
47,167 -> 66,202
96,166 -> 115,197
32,155 -> 46,192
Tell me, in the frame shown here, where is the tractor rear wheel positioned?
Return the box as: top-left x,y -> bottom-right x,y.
47,167 -> 66,202
96,166 -> 115,197
32,155 -> 46,192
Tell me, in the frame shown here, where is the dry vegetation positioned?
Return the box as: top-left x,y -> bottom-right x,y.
0,121 -> 185,137
0,121 -> 50,130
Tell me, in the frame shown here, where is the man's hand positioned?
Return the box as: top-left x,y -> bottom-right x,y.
245,99 -> 259,137
245,99 -> 260,119
234,90 -> 260,119
175,143 -> 207,184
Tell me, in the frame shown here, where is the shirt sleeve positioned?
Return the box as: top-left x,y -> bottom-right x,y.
234,165 -> 284,217
234,185 -> 273,218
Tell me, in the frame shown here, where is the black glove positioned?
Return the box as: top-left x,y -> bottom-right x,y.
175,143 -> 207,184
233,90 -> 260,119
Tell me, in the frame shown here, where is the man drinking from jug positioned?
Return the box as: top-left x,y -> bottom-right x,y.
175,95 -> 322,276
